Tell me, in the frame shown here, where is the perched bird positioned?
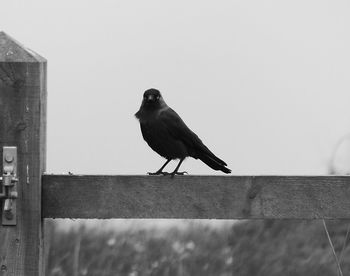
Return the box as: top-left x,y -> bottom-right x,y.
135,88 -> 231,176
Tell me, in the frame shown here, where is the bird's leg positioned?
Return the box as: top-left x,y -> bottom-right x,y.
170,158 -> 187,177
148,159 -> 172,175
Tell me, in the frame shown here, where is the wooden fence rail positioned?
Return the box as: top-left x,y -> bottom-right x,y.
1,32 -> 350,276
43,175 -> 350,219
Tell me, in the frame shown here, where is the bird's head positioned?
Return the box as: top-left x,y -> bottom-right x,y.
141,88 -> 166,109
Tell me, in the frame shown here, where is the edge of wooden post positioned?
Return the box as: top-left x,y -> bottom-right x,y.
0,31 -> 46,62
0,32 -> 47,276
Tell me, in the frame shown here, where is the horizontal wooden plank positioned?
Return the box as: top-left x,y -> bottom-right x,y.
42,175 -> 350,219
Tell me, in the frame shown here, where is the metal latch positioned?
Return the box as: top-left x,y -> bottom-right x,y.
0,147 -> 18,226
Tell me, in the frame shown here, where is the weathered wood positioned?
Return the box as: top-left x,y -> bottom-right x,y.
0,32 -> 46,276
42,175 -> 350,219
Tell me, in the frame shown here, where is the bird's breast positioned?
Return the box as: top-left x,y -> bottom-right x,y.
140,118 -> 188,159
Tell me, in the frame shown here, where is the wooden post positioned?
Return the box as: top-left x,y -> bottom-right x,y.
0,32 -> 46,276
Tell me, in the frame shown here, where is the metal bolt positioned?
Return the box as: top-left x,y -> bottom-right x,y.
5,210 -> 13,220
5,154 -> 13,163
1,265 -> 7,271
10,191 -> 18,199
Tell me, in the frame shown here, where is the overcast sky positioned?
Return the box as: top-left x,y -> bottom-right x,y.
1,0 -> 350,175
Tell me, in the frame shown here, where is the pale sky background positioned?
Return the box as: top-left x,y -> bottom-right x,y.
1,0 -> 350,231
1,0 -> 350,176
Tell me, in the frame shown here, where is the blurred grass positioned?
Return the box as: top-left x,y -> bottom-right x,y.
46,219 -> 350,276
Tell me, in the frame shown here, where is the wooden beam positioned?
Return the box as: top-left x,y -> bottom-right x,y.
0,32 -> 46,276
42,175 -> 350,219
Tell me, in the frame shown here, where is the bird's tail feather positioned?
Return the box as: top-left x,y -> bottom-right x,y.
197,151 -> 231,174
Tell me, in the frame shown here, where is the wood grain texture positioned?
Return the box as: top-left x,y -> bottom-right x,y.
0,32 -> 45,62
42,175 -> 350,219
0,34 -> 46,276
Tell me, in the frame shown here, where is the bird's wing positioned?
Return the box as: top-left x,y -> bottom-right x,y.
158,108 -> 227,166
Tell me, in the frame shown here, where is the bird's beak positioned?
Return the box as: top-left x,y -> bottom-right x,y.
147,94 -> 155,102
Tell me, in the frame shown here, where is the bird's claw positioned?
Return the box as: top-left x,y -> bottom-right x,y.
148,171 -> 170,176
170,171 -> 188,178
173,171 -> 188,175
147,171 -> 188,177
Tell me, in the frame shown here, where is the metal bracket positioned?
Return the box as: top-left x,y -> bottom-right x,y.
0,147 -> 18,226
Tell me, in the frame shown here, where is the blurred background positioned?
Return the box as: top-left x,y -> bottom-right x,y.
2,0 -> 350,275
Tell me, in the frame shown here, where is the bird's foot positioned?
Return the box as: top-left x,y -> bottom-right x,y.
174,171 -> 188,175
148,171 -> 188,177
148,171 -> 170,176
170,171 -> 188,178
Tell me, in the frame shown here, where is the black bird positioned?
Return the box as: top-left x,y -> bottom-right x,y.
135,88 -> 231,176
